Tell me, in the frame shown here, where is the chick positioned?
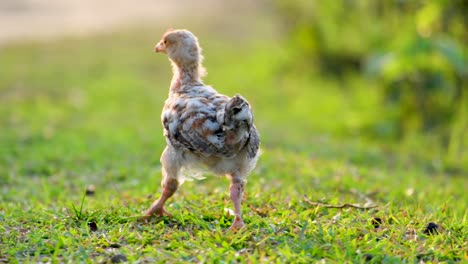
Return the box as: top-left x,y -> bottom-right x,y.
144,29 -> 260,230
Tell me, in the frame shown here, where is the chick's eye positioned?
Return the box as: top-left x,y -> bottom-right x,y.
164,40 -> 167,45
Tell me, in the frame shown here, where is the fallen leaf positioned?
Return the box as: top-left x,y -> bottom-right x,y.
371,217 -> 383,228
111,254 -> 127,263
85,185 -> 95,196
423,222 -> 440,235
88,221 -> 98,232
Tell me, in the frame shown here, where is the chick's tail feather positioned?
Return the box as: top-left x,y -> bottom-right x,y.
217,95 -> 254,150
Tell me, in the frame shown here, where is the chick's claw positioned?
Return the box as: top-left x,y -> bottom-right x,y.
226,217 -> 245,232
144,206 -> 172,218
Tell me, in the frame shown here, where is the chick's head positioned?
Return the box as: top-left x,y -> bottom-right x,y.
155,29 -> 203,67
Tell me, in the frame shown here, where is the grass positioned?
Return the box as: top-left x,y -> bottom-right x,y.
0,26 -> 467,263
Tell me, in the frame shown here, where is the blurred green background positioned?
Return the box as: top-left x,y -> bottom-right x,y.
2,0 -> 465,176
273,0 -> 467,171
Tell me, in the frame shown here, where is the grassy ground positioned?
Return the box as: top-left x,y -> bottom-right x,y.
0,27 -> 467,263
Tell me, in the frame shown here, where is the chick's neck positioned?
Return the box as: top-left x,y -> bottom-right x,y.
170,60 -> 203,92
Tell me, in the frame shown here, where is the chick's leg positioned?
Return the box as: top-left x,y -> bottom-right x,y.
144,176 -> 178,217
228,176 -> 246,230
144,147 -> 179,217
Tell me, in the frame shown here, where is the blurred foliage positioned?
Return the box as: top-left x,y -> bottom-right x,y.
274,0 -> 467,162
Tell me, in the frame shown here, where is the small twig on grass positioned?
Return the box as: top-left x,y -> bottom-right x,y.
303,195 -> 378,210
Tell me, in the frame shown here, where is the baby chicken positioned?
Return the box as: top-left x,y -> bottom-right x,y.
144,29 -> 260,230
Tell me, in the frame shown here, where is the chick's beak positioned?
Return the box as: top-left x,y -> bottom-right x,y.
154,41 -> 165,53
